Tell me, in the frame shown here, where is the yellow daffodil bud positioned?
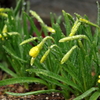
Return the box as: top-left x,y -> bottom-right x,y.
0,13 -> 8,17
98,75 -> 100,78
29,36 -> 54,58
98,79 -> 100,83
0,32 -> 19,40
46,26 -> 55,33
40,44 -> 58,63
61,45 -> 77,64
30,10 -> 55,33
29,45 -> 40,58
2,24 -> 7,33
40,49 -> 50,63
69,19 -> 81,36
30,10 -> 44,24
0,8 -> 5,12
0,8 -> 10,12
59,35 -> 89,42
79,18 -> 99,28
20,37 -> 37,45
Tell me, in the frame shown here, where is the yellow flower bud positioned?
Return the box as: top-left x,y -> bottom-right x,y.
98,79 -> 100,83
30,10 -> 44,24
30,10 -> 55,33
79,18 -> 99,28
47,27 -> 55,33
29,36 -> 54,65
29,46 -> 40,58
2,25 -> 7,33
20,37 -> 37,45
0,8 -> 5,12
98,75 -> 100,78
0,8 -> 10,12
40,49 -> 50,63
69,19 -> 81,36
59,35 -> 89,42
61,45 -> 77,64
0,13 -> 8,17
40,44 -> 57,63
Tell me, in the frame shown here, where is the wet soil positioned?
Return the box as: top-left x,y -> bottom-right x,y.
0,83 -> 66,100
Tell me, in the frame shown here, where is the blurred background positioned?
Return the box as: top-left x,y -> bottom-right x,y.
0,0 -> 98,23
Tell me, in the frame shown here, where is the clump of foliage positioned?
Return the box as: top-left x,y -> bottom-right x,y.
0,0 -> 100,99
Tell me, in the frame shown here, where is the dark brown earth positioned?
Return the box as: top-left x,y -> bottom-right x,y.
0,83 -> 66,100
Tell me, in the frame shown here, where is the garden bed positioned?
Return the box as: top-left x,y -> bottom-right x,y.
0,84 -> 65,100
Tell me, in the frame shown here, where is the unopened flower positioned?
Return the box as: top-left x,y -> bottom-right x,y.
69,19 -> 81,36
98,79 -> 100,83
0,32 -> 19,40
46,26 -> 55,33
20,37 -> 37,45
60,45 -> 77,64
2,24 -> 7,33
30,10 -> 44,24
79,18 -> 99,28
59,35 -> 89,42
40,44 -> 57,63
29,45 -> 41,58
30,10 -> 55,33
0,8 -> 10,12
29,36 -> 54,65
0,13 -> 8,17
40,49 -> 50,63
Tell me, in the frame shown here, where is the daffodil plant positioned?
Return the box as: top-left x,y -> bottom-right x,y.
0,0 -> 100,100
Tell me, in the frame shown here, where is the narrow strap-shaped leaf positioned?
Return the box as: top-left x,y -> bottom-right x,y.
73,87 -> 99,100
38,74 -> 74,94
14,0 -> 23,15
63,66 -> 83,89
24,12 -> 40,36
0,64 -> 18,78
89,91 -> 100,100
6,89 -> 61,96
0,77 -> 47,86
27,69 -> 82,92
3,45 -> 27,63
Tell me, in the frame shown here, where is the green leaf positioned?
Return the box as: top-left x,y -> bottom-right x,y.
14,0 -> 23,15
0,64 -> 18,78
3,45 -> 27,63
6,89 -> 61,96
89,91 -> 100,100
22,12 -> 29,36
20,37 -> 38,45
73,87 -> 99,100
27,69 -> 82,92
24,12 -> 40,36
0,77 -> 47,86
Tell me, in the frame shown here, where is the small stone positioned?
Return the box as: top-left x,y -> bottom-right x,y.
45,97 -> 49,100
56,93 -> 59,96
17,86 -> 24,93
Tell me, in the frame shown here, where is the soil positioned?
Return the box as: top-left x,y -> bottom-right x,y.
0,83 -> 66,100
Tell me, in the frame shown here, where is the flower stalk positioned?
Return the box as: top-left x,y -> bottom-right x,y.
29,36 -> 54,65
